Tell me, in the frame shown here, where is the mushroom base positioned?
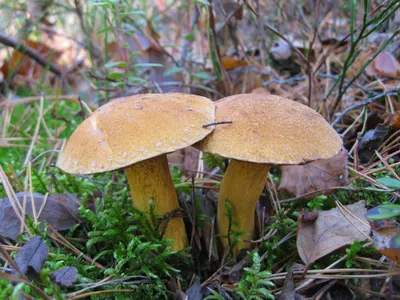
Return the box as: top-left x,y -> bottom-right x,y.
125,154 -> 187,251
218,159 -> 271,254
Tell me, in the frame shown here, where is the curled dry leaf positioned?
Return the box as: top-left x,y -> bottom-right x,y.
50,266 -> 78,287
15,236 -> 48,275
301,208 -> 319,222
372,227 -> 400,264
0,192 -> 81,241
279,150 -> 348,199
297,200 -> 371,267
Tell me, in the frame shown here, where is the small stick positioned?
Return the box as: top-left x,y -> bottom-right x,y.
0,33 -> 62,76
202,121 -> 233,128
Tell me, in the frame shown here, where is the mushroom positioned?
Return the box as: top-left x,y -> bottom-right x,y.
57,93 -> 215,250
195,93 -> 342,252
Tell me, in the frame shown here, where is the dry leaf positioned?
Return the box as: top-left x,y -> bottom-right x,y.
372,227 -> 400,264
369,219 -> 397,231
50,266 -> 78,287
301,209 -> 319,222
279,264 -> 306,300
365,52 -> 400,79
220,56 -> 248,71
279,150 -> 348,199
0,40 -> 62,82
0,192 -> 81,241
358,125 -> 389,162
297,200 -> 370,266
185,276 -> 202,300
15,236 -> 48,275
214,0 -> 243,20
183,147 -> 201,175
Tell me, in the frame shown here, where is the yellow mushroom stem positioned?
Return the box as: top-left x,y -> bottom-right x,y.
125,154 -> 187,251
218,159 -> 271,253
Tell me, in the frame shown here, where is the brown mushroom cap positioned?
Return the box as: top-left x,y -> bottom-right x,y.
57,93 -> 215,174
196,93 -> 342,164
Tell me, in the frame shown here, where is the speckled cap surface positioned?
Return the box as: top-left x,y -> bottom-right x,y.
196,93 -> 342,164
57,93 -> 215,174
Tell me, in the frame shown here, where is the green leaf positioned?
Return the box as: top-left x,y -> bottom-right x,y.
134,63 -> 164,68
107,72 -> 124,80
377,178 -> 400,190
128,76 -> 147,84
105,61 -> 127,69
163,67 -> 184,76
129,51 -> 141,61
98,26 -> 112,34
183,33 -> 194,41
365,204 -> 400,220
92,2 -> 110,8
191,71 -> 209,80
119,10 -> 146,19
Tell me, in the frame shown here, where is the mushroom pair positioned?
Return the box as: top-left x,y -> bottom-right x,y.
195,94 -> 342,252
57,93 -> 215,251
58,92 -> 342,254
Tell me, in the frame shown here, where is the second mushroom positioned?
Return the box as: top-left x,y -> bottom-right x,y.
196,93 -> 342,253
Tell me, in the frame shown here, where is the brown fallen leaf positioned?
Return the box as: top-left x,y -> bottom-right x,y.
365,52 -> 400,79
220,56 -> 248,71
0,40 -> 63,82
301,209 -> 319,222
15,236 -> 48,275
369,219 -> 397,231
372,227 -> 400,264
279,150 -> 348,199
358,125 -> 389,162
297,200 -> 370,267
185,276 -> 202,300
50,266 -> 78,287
279,264 -> 306,300
0,192 -> 81,241
183,146 -> 201,175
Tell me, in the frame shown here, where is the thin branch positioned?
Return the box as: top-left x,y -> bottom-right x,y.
202,121 -> 233,128
331,87 -> 399,127
0,33 -> 62,76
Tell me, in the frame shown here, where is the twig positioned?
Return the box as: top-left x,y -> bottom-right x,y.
0,33 -> 62,76
67,276 -> 151,297
263,75 -> 307,87
0,272 -> 51,300
331,87 -> 399,126
202,121 -> 232,128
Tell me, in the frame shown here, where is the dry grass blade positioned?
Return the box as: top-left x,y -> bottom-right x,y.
335,200 -> 372,241
68,289 -> 137,299
23,95 -> 44,165
0,272 -> 51,300
0,243 -> 26,279
47,224 -> 105,270
0,166 -> 26,229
